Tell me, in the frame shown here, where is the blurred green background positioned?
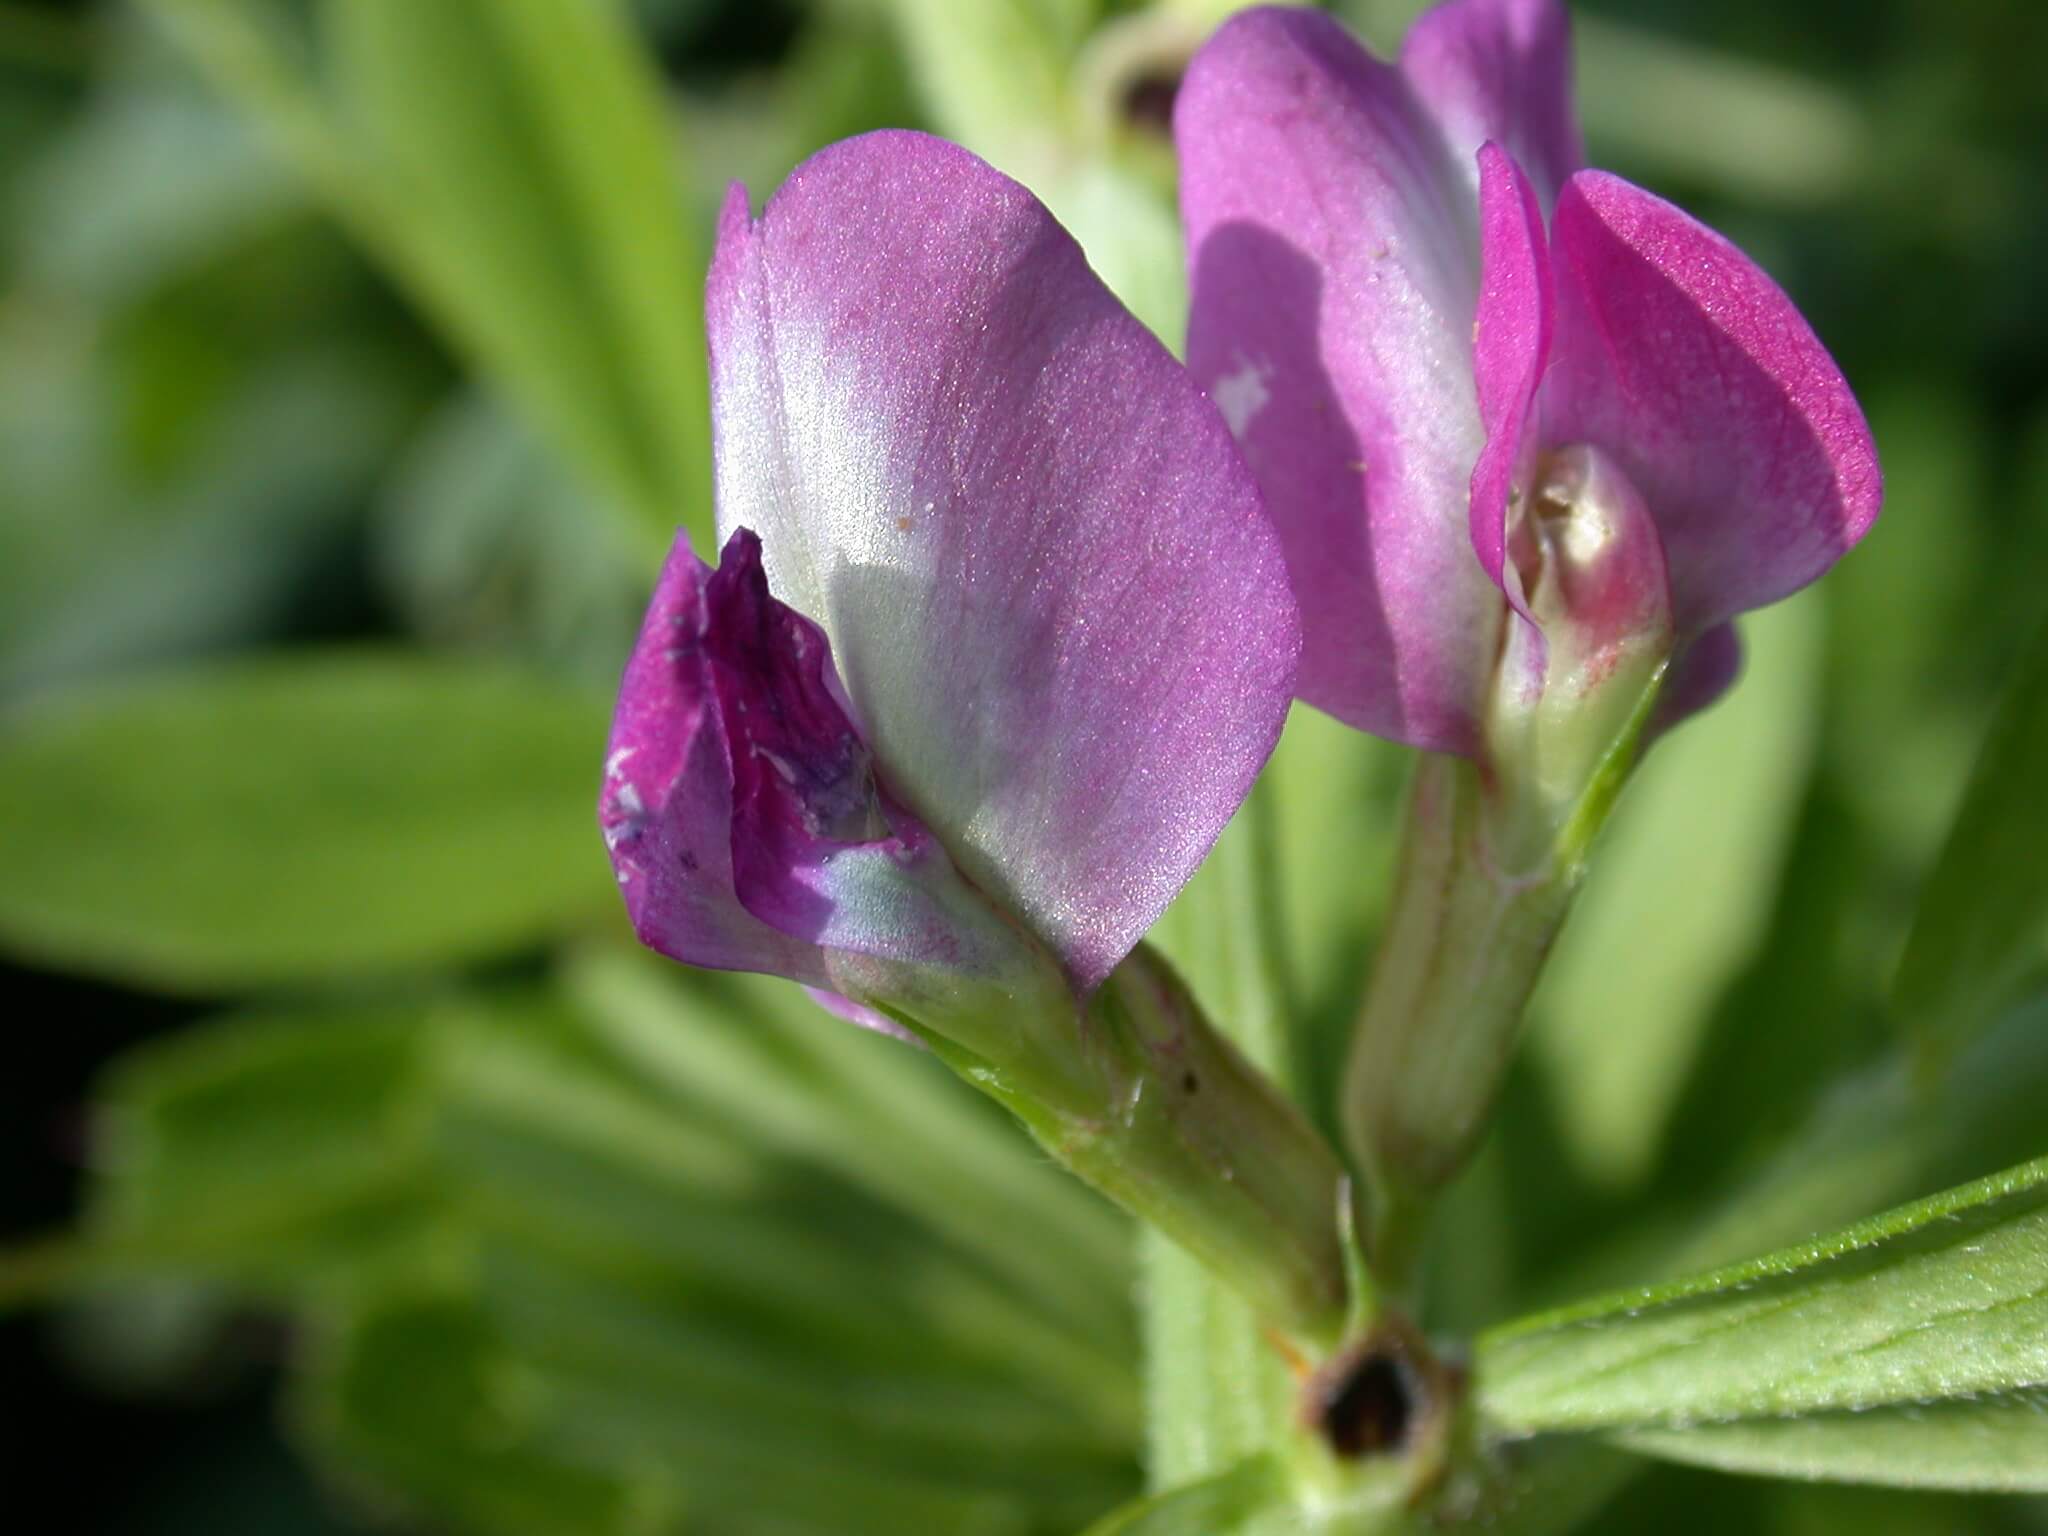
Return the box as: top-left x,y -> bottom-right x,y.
2,0 -> 2046,1531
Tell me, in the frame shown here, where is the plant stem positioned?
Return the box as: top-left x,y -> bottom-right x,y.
1058,944 -> 1352,1347
1343,753 -> 1580,1291
1143,780 -> 1310,1482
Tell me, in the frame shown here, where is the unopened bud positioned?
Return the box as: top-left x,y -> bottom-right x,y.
1484,444 -> 1675,873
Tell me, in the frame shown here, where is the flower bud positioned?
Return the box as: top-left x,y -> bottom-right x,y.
1484,443 -> 1676,873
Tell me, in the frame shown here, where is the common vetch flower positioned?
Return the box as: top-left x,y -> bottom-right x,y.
1176,0 -> 1881,765
600,128 -> 1298,1060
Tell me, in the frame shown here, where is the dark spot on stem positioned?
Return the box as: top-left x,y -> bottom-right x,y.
1181,1071 -> 1198,1094
1310,1343 -> 1419,1460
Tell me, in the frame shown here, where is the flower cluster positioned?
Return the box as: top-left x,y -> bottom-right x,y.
598,0 -> 1879,1318
1179,0 -> 1878,772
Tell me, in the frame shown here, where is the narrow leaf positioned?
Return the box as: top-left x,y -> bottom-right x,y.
1657,993 -> 2048,1279
324,0 -> 710,553
1479,1155 -> 2048,1432
91,1003 -> 430,1249
147,0 -> 711,558
1615,1387 -> 2048,1492
1894,613 -> 2048,1059
304,1292 -> 1081,1536
1078,1455 -> 1284,1536
432,994 -> 1135,1416
0,654 -> 612,989
299,1297 -> 680,1536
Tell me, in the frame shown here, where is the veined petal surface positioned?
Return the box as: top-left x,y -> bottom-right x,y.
707,130 -> 1297,989
1401,0 -> 1581,207
1468,141 -> 1554,612
602,531 -> 1039,996
1178,6 -> 1496,753
600,533 -> 827,987
1543,171 -> 1882,636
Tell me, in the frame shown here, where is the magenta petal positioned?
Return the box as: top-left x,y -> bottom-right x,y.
1178,7 -> 1496,753
1401,0 -> 1581,208
1544,172 -> 1883,635
603,529 -> 1028,995
1468,141 -> 1554,613
600,533 -> 827,987
1649,620 -> 1744,740
703,533 -> 1012,978
803,987 -> 924,1047
707,130 -> 1297,990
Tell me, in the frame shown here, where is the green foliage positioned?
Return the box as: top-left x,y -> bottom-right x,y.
86,1002 -> 434,1283
1479,1156 -> 2048,1485
1894,615 -> 2048,1061
1617,1391 -> 2048,1493
144,0 -> 714,558
17,986 -> 1140,1534
1530,594 -> 1824,1189
0,654 -> 613,988
1080,1455 -> 1284,1536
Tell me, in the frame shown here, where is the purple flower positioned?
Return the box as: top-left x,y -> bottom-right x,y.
1175,0 -> 1881,757
600,131 -> 1297,1031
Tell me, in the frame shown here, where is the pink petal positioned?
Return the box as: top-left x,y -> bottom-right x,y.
600,533 -> 828,986
1649,620 -> 1744,740
707,131 -> 1297,990
602,530 -> 1036,995
1468,141 -> 1554,616
803,987 -> 924,1047
1177,6 -> 1497,753
1543,171 -> 1882,636
1401,0 -> 1581,208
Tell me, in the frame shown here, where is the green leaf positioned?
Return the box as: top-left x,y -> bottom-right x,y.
564,951 -> 1138,1372
147,0 -> 712,559
309,1276 -> 1124,1536
15,73 -> 301,303
474,1241 -> 1134,1529
1653,994 -> 2048,1280
1614,1388 -> 2048,1492
1894,613 -> 2048,1061
876,0 -> 1083,186
1478,1155 -> 2048,1435
1077,1456 -> 1284,1536
325,0 -> 710,555
0,1003 -> 445,1308
431,989 -> 1137,1419
5,347 -> 419,694
375,392 -> 642,686
91,1002 -> 431,1250
300,1296 -> 680,1536
0,653 -> 613,989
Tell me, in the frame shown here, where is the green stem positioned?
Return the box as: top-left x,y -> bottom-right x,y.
1343,753 -> 1581,1292
1141,779 -> 1310,1483
909,904 -> 1349,1347
1034,944 -> 1351,1347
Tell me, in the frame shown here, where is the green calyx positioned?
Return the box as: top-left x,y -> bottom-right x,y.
1345,445 -> 1679,1288
888,941 -> 1358,1350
